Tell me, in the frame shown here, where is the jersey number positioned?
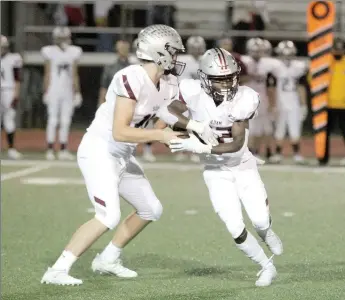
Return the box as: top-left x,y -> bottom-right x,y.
135,114 -> 156,128
58,64 -> 70,75
282,77 -> 297,92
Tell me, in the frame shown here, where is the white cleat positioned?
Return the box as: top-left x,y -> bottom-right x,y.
264,229 -> 283,256
190,154 -> 200,163
7,148 -> 23,160
58,150 -> 75,161
142,151 -> 156,162
293,154 -> 306,165
175,153 -> 187,162
41,267 -> 82,286
269,154 -> 282,164
91,254 -> 138,278
46,150 -> 55,161
255,260 -> 277,287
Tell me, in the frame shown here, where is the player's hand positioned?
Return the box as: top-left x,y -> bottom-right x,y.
11,97 -> 19,109
200,123 -> 220,146
74,93 -> 83,108
43,93 -> 49,105
169,134 -> 212,154
301,105 -> 308,121
160,129 -> 184,145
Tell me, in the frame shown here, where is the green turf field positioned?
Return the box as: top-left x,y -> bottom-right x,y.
2,159 -> 345,300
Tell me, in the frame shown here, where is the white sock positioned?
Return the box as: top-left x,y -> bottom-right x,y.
236,231 -> 269,268
52,250 -> 78,272
99,242 -> 122,263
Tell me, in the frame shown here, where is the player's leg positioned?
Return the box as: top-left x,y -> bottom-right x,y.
287,106 -> 305,164
41,133 -> 123,285
58,98 -> 75,160
2,90 -> 22,159
270,109 -> 287,163
249,117 -> 263,157
45,96 -> 60,160
203,168 -> 276,286
262,116 -> 274,160
94,156 -> 162,277
236,158 -> 283,250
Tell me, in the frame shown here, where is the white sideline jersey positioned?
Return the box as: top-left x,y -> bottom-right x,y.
87,65 -> 179,158
0,53 -> 22,89
179,79 -> 260,167
178,54 -> 201,81
271,60 -> 307,110
241,56 -> 278,112
41,45 -> 82,93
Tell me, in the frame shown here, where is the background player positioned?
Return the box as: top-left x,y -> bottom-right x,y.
175,35 -> 206,163
41,25 -> 218,286
242,38 -> 278,160
162,48 -> 283,287
41,26 -> 83,161
269,41 -> 308,164
0,35 -> 23,160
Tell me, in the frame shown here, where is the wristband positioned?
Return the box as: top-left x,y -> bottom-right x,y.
186,120 -> 204,134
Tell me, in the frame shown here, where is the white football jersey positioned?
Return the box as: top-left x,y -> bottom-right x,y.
178,54 -> 201,81
271,59 -> 307,110
87,65 -> 179,158
0,53 -> 22,89
179,79 -> 259,167
241,56 -> 279,112
41,45 -> 82,93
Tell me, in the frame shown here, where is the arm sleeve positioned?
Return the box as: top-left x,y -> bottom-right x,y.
113,71 -> 141,101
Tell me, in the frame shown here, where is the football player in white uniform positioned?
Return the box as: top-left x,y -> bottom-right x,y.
269,41 -> 308,164
175,36 -> 206,162
41,25 -> 217,286
242,38 -> 278,160
162,48 -> 283,287
0,35 -> 23,159
41,27 -> 83,161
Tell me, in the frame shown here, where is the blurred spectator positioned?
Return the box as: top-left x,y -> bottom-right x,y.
64,4 -> 85,26
320,38 -> 345,165
94,1 -> 114,52
98,40 -> 130,106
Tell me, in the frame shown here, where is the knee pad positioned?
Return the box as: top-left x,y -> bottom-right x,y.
3,109 -> 16,133
137,199 -> 163,221
252,217 -> 270,232
47,116 -> 58,127
95,209 -> 121,230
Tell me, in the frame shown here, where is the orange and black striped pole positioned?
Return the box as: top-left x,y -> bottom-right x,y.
307,0 -> 335,162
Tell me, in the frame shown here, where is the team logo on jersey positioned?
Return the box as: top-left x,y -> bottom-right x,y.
210,120 -> 222,126
153,105 -> 160,112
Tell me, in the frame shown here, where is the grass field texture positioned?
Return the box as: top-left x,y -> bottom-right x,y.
2,158 -> 345,300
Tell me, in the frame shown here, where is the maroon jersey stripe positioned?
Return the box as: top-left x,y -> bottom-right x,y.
122,75 -> 137,101
94,197 -> 106,207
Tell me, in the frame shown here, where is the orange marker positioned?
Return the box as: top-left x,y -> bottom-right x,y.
307,0 -> 335,161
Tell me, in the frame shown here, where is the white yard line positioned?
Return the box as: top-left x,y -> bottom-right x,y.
1,165 -> 51,181
1,159 -> 344,173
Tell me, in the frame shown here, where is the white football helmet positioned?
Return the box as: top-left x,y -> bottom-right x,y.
262,39 -> 272,57
246,37 -> 264,59
136,24 -> 185,76
198,48 -> 241,103
53,26 -> 71,49
275,40 -> 297,57
186,36 -> 206,56
1,35 -> 9,55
